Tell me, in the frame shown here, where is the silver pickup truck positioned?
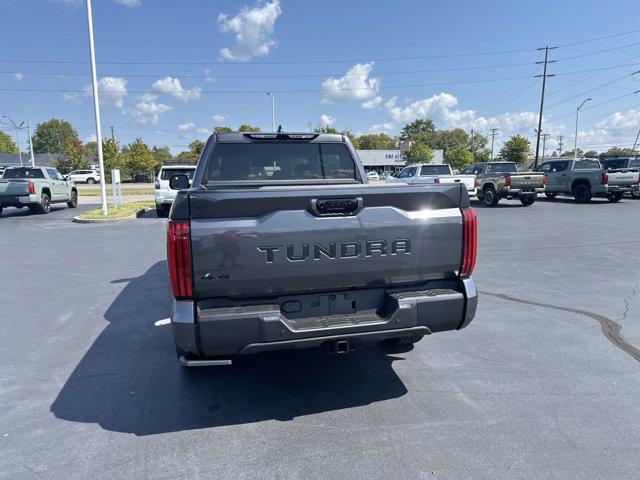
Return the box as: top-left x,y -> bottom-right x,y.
537,158 -> 639,203
0,166 -> 78,215
165,132 -> 478,366
600,157 -> 640,199
465,162 -> 545,207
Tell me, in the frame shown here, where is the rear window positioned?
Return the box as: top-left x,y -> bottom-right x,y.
574,159 -> 601,170
630,159 -> 640,168
601,159 -> 625,170
397,166 -> 417,178
420,165 -> 451,175
161,168 -> 195,180
3,168 -> 45,179
201,142 -> 356,184
487,163 -> 517,173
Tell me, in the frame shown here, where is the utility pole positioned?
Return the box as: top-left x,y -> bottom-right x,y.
110,126 -> 115,141
556,135 -> 564,157
574,97 -> 592,159
541,133 -> 551,161
2,115 -> 24,166
267,91 -> 275,132
534,46 -> 557,169
470,129 -> 475,161
26,121 -> 35,166
489,128 -> 498,160
85,0 -> 108,215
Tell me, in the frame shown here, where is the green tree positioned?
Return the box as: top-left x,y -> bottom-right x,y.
583,150 -> 598,158
213,126 -> 233,133
444,147 -> 474,171
121,138 -> 158,178
430,128 -> 469,151
600,146 -> 637,157
102,138 -> 122,181
498,135 -> 531,164
0,131 -> 18,154
561,148 -> 583,158
84,141 -> 98,155
357,133 -> 395,150
399,119 -> 436,141
53,139 -> 90,174
152,146 -> 172,166
32,118 -> 79,153
404,141 -> 433,165
175,139 -> 205,162
237,124 -> 261,132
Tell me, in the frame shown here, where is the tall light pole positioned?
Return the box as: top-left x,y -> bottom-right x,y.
3,115 -> 24,166
26,121 -> 35,167
574,97 -> 592,159
267,91 -> 275,132
85,0 -> 108,215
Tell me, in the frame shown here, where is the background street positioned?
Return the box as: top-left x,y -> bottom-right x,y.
1,197 -> 639,479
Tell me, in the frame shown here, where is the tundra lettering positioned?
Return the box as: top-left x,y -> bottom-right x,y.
257,239 -> 412,263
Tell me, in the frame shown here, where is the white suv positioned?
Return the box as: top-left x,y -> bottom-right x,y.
154,165 -> 196,217
67,169 -> 100,184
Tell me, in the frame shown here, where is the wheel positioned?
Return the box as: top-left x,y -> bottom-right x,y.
86,177 -> 96,184
572,183 -> 592,203
36,193 -> 51,214
483,187 -> 499,207
0,206 -> 3,215
155,204 -> 168,217
607,192 -> 623,203
520,195 -> 536,206
545,192 -> 557,200
67,190 -> 78,208
631,190 -> 640,199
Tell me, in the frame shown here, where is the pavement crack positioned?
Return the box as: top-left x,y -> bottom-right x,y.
620,275 -> 640,324
481,290 -> 640,364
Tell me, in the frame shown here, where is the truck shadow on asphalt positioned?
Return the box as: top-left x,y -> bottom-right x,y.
50,261 -> 408,435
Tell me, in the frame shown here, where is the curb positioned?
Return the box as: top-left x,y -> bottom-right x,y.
72,207 -> 151,224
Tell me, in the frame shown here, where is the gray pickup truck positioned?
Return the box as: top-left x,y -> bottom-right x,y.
537,158 -> 639,203
0,166 -> 78,215
165,132 -> 478,366
463,162 -> 545,207
600,157 -> 640,199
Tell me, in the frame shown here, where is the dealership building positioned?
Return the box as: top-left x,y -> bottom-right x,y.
356,149 -> 444,174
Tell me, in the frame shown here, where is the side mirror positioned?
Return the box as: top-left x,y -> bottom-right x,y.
170,174 -> 190,190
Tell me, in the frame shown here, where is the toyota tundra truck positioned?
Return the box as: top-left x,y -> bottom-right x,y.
464,162 -> 545,207
166,132 -> 478,366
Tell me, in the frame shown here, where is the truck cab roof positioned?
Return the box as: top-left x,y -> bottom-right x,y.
212,132 -> 347,143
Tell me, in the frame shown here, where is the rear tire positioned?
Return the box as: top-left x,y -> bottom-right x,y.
37,193 -> 51,214
545,192 -> 557,200
86,177 -> 96,184
483,187 -> 499,207
520,195 -> 536,206
0,206 -> 3,215
631,190 -> 640,199
572,183 -> 592,203
607,192 -> 623,203
67,190 -> 78,208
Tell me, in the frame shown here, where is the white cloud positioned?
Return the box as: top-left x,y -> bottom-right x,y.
152,77 -> 201,102
178,122 -> 195,131
83,76 -> 128,108
369,123 -> 394,134
204,69 -> 216,84
85,134 -> 97,143
596,109 -> 640,136
61,92 -> 80,103
321,62 -> 380,104
217,0 -> 282,62
198,128 -> 211,134
320,114 -> 336,126
212,114 -> 227,123
362,95 -> 382,110
128,94 -> 172,125
13,72 -> 23,81
115,0 -> 141,6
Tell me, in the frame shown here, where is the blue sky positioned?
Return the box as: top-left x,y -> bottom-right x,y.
2,0 -> 640,154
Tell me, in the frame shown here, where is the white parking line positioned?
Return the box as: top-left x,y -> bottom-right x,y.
154,318 -> 171,326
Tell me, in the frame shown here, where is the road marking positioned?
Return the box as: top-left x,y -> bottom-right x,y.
154,318 -> 171,326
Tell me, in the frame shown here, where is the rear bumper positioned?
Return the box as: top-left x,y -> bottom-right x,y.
501,186 -> 544,197
154,190 -> 178,205
171,277 -> 478,358
604,184 -> 639,194
0,194 -> 34,207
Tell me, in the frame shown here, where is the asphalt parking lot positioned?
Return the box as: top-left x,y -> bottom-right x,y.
1,196 -> 640,479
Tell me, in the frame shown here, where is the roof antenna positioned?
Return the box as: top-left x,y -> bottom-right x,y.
277,125 -> 283,133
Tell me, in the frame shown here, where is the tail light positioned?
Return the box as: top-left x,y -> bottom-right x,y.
167,220 -> 193,298
27,181 -> 35,194
542,175 -> 547,186
459,208 -> 477,278
474,177 -> 478,188
601,172 -> 608,185
434,178 -> 440,184
637,173 -> 640,183
505,175 -> 511,187
154,180 -> 160,189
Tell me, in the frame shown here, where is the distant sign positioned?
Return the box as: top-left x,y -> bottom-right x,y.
111,169 -> 121,184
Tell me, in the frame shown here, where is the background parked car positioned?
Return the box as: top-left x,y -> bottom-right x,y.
388,164 -> 477,197
466,162 -> 545,207
366,170 -> 380,181
600,157 -> 640,199
0,166 -> 77,215
154,165 -> 196,217
66,169 -> 100,184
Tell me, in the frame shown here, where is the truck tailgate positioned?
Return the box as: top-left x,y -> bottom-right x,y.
188,184 -> 466,299
509,173 -> 544,189
608,170 -> 639,187
436,175 -> 476,192
0,179 -> 30,196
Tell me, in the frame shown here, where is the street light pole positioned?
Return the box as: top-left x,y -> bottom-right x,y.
85,0 -> 108,215
574,97 -> 592,159
26,121 -> 35,167
267,91 -> 275,132
3,115 -> 24,166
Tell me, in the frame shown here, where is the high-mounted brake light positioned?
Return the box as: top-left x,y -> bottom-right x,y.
601,172 -> 609,185
459,208 -> 477,278
167,220 -> 193,298
505,175 -> 511,187
27,181 -> 35,195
